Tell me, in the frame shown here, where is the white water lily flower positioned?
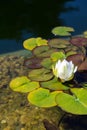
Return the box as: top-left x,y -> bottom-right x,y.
52,59 -> 77,82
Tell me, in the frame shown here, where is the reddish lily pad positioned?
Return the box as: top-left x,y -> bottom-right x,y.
28,68 -> 53,81
78,58 -> 87,71
66,54 -> 85,68
24,57 -> 42,69
70,37 -> 87,47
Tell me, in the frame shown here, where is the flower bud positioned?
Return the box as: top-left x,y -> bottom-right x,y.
52,59 -> 77,82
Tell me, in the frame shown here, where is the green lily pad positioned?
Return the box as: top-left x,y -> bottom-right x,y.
52,26 -> 74,36
41,58 -> 53,69
23,38 -> 37,50
28,68 -> 53,81
83,31 -> 87,38
23,37 -> 48,51
51,52 -> 66,62
48,39 -> 70,49
83,83 -> 87,87
36,37 -> 48,46
56,88 -> 87,115
66,51 -> 77,57
9,76 -> 40,93
33,45 -> 57,58
28,88 -> 59,107
41,77 -> 69,91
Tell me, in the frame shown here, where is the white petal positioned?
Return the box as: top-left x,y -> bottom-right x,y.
74,66 -> 78,73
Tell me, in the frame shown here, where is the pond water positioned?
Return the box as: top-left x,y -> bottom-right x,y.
0,0 -> 87,54
0,1 -> 87,130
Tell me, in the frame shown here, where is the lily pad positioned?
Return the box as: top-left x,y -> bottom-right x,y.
52,26 -> 74,36
41,58 -> 53,69
78,58 -> 87,71
28,88 -> 59,107
70,37 -> 87,47
56,88 -> 87,115
23,37 -> 48,51
36,37 -> 48,46
41,77 -> 69,91
83,83 -> 87,87
66,51 -> 77,57
28,68 -> 53,81
65,45 -> 86,56
64,45 -> 77,53
33,45 -> 57,57
66,54 -> 85,67
9,76 -> 40,93
83,31 -> 87,38
51,52 -> 66,62
23,38 -> 37,50
48,39 -> 70,49
24,57 -> 42,69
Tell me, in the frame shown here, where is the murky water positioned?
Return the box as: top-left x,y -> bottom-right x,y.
0,1 -> 87,130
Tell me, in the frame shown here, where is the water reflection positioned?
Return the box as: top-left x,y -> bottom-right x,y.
0,0 -> 76,53
0,0 -> 76,39
60,0 -> 87,35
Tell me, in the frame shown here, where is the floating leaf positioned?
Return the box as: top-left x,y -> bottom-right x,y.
24,57 -> 42,69
33,45 -> 49,56
48,39 -> 70,49
41,77 -> 69,91
83,31 -> 87,38
28,68 -> 53,81
66,54 -> 85,67
51,52 -> 66,62
65,45 -> 86,56
56,88 -> 87,115
23,37 -> 48,51
78,58 -> 87,71
33,45 -> 57,57
23,38 -> 37,50
70,37 -> 87,47
83,83 -> 87,87
52,26 -> 74,36
41,58 -> 53,69
66,51 -> 77,57
36,37 -> 48,46
28,88 -> 59,107
9,76 -> 40,93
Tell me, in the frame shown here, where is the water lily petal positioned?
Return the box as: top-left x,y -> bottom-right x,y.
52,59 -> 77,82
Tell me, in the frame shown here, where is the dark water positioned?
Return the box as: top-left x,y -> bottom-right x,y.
0,0 -> 87,54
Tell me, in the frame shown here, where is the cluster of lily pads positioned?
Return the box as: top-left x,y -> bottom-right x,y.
10,26 -> 87,115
